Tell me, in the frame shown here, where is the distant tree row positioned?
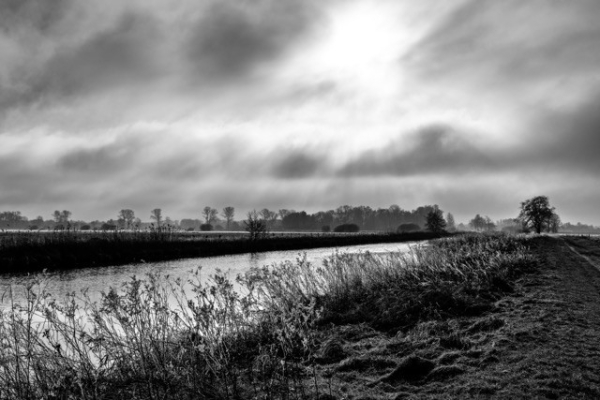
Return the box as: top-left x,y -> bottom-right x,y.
3,196 -> 588,235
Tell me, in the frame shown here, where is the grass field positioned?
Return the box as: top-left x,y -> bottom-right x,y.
0,233 -> 537,399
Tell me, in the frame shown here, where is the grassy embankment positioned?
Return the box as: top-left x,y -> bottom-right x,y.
0,230 -> 445,273
0,233 -> 536,399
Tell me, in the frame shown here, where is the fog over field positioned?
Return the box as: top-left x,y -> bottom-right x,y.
1,0 -> 599,224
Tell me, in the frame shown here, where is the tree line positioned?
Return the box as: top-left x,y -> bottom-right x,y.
0,196 -> 592,234
0,204 -> 450,233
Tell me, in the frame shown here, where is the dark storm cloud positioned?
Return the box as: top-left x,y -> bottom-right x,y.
338,125 -> 494,177
186,0 -> 322,82
527,94 -> 600,174
0,0 -> 328,119
57,142 -> 135,174
0,12 -> 161,111
271,150 -> 329,179
0,0 -> 70,33
403,0 -> 600,86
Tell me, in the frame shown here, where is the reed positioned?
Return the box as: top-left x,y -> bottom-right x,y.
0,229 -> 445,273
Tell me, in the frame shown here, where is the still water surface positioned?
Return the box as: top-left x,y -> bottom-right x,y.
1,241 -> 420,307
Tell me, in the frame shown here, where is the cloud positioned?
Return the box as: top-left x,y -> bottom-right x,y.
402,0 -> 600,98
338,125 -> 495,177
270,149 -> 329,179
524,93 -> 600,175
185,0 -> 323,84
0,0 -> 71,34
1,12 -> 162,112
0,0 -> 330,128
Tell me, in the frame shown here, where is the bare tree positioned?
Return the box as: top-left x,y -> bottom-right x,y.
469,214 -> 486,231
260,208 -> 278,229
118,209 -> 135,229
446,212 -> 456,232
278,209 -> 294,221
203,206 -> 219,224
222,206 -> 235,230
53,210 -> 71,224
547,212 -> 561,233
150,208 -> 162,227
245,210 -> 267,240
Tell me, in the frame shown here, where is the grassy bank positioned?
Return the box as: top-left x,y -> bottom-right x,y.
0,233 -> 535,399
0,230 -> 445,274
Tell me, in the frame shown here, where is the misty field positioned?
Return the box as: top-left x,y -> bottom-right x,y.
0,233 -> 536,399
0,229 -> 445,273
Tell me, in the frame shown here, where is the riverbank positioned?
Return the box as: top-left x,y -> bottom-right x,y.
310,235 -> 600,398
0,233 -> 552,399
0,230 -> 446,274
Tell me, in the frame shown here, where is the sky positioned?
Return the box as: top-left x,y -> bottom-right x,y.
1,0 -> 600,225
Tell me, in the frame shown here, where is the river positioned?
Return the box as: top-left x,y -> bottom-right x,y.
0,241 -> 421,308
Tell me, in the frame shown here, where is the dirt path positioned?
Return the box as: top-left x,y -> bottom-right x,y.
316,236 -> 600,399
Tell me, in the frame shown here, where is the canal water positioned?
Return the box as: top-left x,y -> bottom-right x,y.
0,241 -> 421,308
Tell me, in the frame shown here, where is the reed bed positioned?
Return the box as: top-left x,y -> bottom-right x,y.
0,233 -> 536,399
0,229 -> 443,273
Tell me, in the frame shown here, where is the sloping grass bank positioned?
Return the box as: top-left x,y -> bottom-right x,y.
0,234 -> 535,399
0,231 -> 444,274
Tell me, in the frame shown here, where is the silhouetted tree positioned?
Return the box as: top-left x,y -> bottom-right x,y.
150,208 -> 162,226
278,209 -> 293,221
446,212 -> 456,232
425,207 -> 446,233
52,210 -> 71,225
245,210 -> 267,240
335,205 -> 352,224
519,196 -> 555,234
484,216 -> 496,232
203,206 -> 218,224
222,206 -> 235,230
0,211 -> 26,229
469,214 -> 486,231
260,208 -> 278,229
118,209 -> 135,229
547,212 -> 561,233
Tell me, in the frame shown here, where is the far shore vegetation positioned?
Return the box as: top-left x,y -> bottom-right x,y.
0,230 -> 447,274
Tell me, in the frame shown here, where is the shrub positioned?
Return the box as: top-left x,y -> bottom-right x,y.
80,224 -> 91,231
101,223 -> 117,231
200,223 -> 213,231
334,223 -> 360,233
397,223 -> 421,233
186,227 -> 195,231
321,225 -> 331,233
